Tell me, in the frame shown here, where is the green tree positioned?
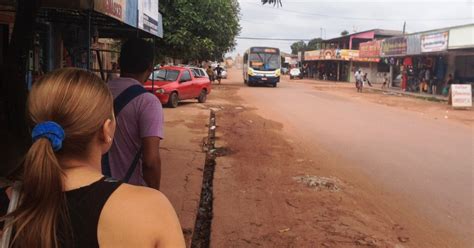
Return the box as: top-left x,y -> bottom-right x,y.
307,38 -> 322,50
261,0 -> 282,6
290,40 -> 306,55
341,30 -> 349,36
157,0 -> 241,62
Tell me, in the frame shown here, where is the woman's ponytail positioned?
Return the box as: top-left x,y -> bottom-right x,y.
5,121 -> 70,248
10,138 -> 68,247
1,68 -> 114,248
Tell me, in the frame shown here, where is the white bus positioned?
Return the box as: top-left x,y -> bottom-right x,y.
243,47 -> 281,87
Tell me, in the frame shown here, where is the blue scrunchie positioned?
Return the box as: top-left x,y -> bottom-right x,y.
32,121 -> 65,152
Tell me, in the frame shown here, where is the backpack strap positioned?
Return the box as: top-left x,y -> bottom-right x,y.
101,84 -> 148,180
113,84 -> 148,116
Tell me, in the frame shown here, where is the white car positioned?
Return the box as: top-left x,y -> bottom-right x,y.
289,68 -> 302,79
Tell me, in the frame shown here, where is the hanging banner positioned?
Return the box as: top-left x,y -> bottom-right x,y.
381,37 -> 407,57
421,31 -> 448,53
359,40 -> 381,58
138,0 -> 162,37
304,50 -> 321,61
407,34 -> 421,55
451,84 -> 472,108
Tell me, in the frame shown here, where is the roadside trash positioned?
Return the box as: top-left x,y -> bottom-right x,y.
293,175 -> 340,191
278,228 -> 290,233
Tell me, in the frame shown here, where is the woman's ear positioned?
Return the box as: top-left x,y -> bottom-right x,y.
100,118 -> 115,153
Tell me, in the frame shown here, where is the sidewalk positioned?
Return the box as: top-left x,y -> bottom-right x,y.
159,105 -> 210,246
368,86 -> 448,102
293,75 -> 450,102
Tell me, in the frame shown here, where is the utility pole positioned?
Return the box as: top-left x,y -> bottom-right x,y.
403,21 -> 406,35
320,28 -> 323,38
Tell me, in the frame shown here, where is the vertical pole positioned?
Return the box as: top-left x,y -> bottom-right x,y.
337,61 -> 340,81
96,50 -> 105,80
87,9 -> 91,71
152,37 -> 156,91
389,64 -> 393,88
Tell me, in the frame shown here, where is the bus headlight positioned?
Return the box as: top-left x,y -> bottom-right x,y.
275,69 -> 281,77
248,68 -> 255,76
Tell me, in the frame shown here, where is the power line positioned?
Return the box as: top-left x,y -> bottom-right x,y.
241,2 -> 473,22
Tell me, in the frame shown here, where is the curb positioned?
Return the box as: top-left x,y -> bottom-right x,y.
367,87 -> 448,103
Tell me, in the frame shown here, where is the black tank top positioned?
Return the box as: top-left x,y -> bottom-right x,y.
61,177 -> 122,248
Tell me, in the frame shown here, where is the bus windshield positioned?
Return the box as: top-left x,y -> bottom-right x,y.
249,53 -> 280,71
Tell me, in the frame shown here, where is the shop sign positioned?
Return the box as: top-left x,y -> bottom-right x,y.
95,0 -> 125,23
339,49 -> 356,60
138,0 -> 162,37
381,37 -> 407,57
304,50 -> 321,61
406,34 -> 421,55
448,25 -> 474,49
451,84 -> 472,108
421,31 -> 448,53
359,40 -> 381,58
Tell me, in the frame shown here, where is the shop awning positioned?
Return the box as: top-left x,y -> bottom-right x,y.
41,0 -> 163,38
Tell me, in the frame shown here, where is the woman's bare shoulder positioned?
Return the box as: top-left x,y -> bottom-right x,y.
104,184 -> 173,222
98,184 -> 185,247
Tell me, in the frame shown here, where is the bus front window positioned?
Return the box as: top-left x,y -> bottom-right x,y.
249,53 -> 280,71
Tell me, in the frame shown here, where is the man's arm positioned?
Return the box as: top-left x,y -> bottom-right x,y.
142,137 -> 161,190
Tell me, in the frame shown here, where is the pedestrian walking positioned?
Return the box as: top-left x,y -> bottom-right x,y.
0,68 -> 185,248
355,69 -> 363,92
214,64 -> 224,84
363,73 -> 373,87
206,65 -> 215,83
443,73 -> 454,96
105,38 -> 164,190
382,73 -> 389,89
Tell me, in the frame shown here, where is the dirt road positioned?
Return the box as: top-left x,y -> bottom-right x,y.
206,68 -> 473,247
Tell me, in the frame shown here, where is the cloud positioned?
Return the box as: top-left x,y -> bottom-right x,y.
228,0 -> 473,57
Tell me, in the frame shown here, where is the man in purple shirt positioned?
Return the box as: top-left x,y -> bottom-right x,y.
107,38 -> 164,189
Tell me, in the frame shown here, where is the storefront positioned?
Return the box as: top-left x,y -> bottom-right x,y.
1,0 -> 163,85
303,49 -> 350,81
357,40 -> 388,84
447,24 -> 474,85
303,49 -> 379,82
380,36 -> 407,88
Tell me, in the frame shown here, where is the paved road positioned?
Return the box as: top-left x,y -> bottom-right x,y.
234,71 -> 473,245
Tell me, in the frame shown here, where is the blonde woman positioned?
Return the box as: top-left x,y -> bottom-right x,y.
1,68 -> 185,248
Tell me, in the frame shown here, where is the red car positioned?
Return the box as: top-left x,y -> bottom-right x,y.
144,66 -> 211,108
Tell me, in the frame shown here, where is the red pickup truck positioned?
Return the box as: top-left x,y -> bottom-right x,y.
144,66 -> 212,108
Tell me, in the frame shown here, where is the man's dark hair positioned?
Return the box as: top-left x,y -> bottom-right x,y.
119,38 -> 154,74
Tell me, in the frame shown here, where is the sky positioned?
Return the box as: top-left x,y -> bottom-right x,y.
227,0 -> 473,57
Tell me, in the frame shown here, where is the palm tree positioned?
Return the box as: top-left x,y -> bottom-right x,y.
261,0 -> 282,6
